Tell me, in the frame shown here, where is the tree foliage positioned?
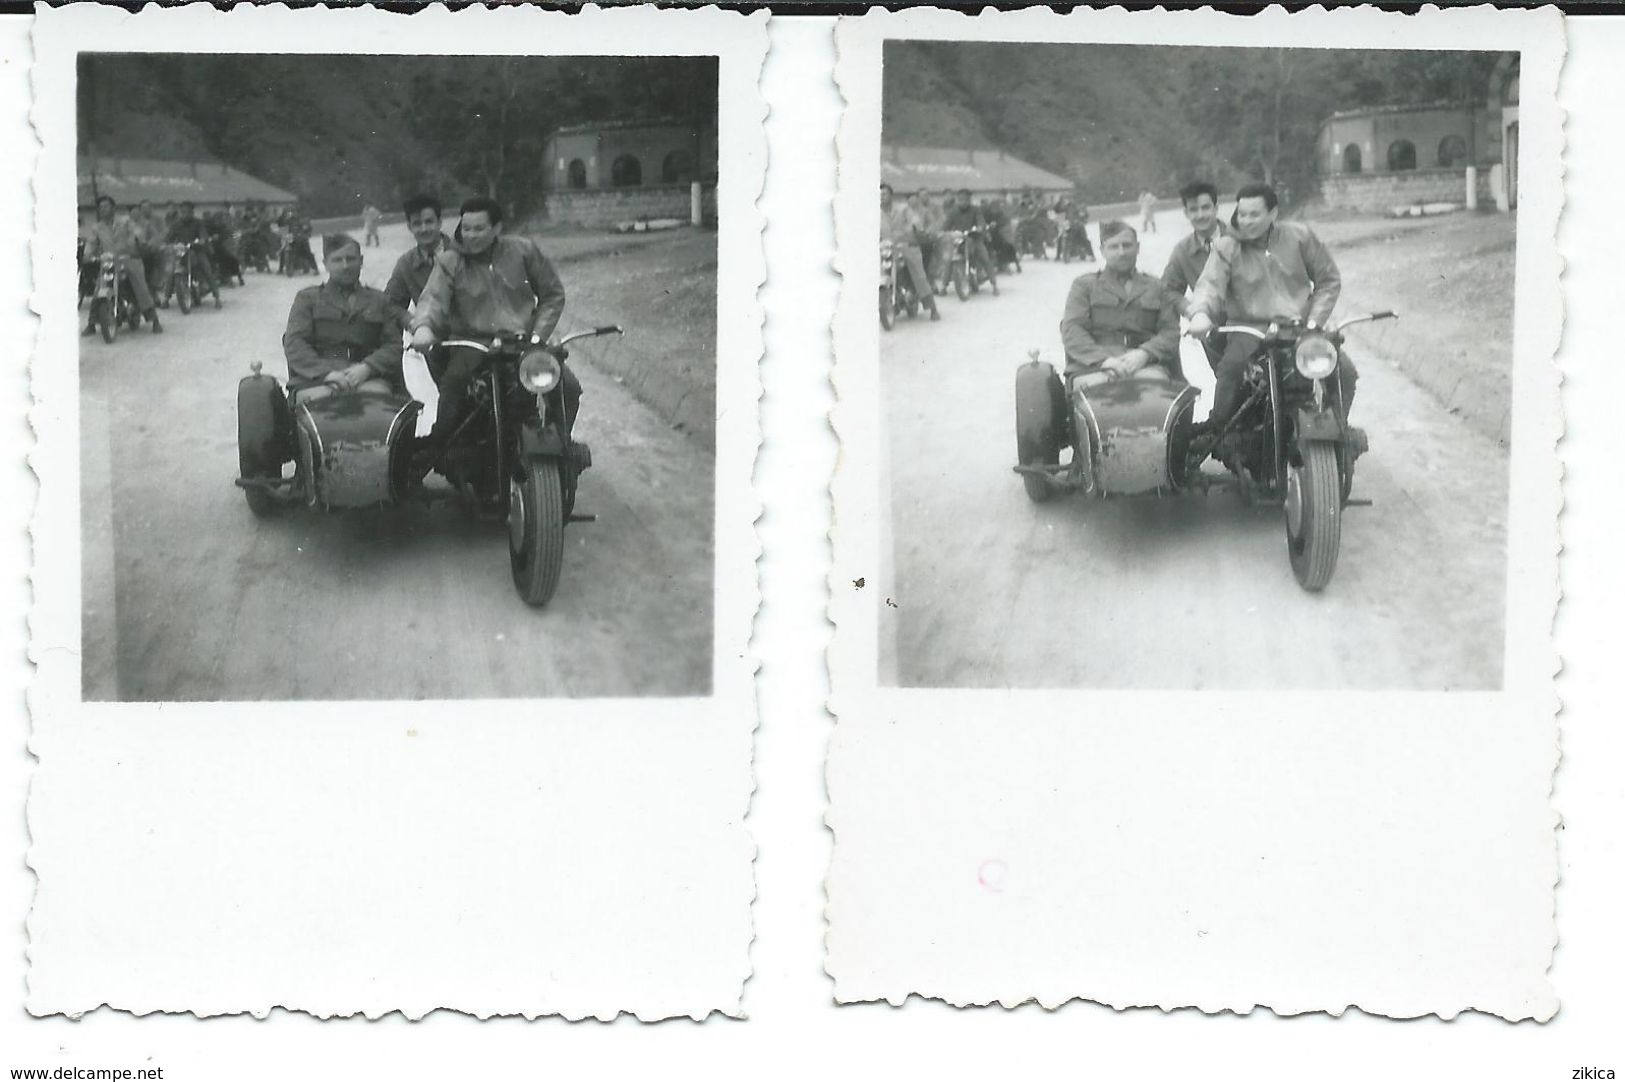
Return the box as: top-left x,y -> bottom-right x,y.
79,54 -> 717,218
882,43 -> 1505,204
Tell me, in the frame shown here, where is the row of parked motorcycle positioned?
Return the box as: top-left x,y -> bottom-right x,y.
881,216 -> 1100,331
78,224 -> 320,345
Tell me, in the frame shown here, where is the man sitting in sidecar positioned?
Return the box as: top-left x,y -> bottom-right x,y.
236,231 -> 416,518
1059,219 -> 1181,387
1014,219 -> 1195,502
282,233 -> 406,400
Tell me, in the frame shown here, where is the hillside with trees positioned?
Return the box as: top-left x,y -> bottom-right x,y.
882,42 -> 1503,204
77,54 -> 717,218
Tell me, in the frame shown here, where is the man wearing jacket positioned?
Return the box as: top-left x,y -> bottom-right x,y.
881,184 -> 941,322
409,196 -> 574,452
1161,180 -> 1229,373
165,201 -> 222,309
81,195 -> 162,334
1060,219 -> 1181,384
1186,182 -> 1352,428
281,233 -> 404,400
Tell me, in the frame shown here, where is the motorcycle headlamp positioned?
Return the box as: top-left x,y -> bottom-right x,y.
1294,335 -> 1339,381
518,349 -> 562,395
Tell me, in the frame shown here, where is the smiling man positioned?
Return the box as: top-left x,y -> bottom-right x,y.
384,194 -> 452,313
1162,180 -> 1228,372
410,196 -> 573,452
281,233 -> 405,401
1186,182 -> 1351,429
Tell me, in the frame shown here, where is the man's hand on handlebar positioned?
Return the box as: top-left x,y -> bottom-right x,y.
1185,312 -> 1214,340
410,326 -> 436,352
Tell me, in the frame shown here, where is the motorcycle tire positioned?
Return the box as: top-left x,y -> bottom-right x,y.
952,267 -> 969,302
237,377 -> 289,518
92,298 -> 114,344
177,280 -> 193,314
122,303 -> 141,332
904,289 -> 920,319
509,457 -> 566,607
879,287 -> 895,331
1014,360 -> 1065,504
1285,442 -> 1342,591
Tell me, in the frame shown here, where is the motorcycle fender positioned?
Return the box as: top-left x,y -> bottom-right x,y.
1294,406 -> 1344,443
519,423 -> 567,459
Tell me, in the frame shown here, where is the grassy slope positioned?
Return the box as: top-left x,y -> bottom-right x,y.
1306,210 -> 1515,447
542,229 -> 718,450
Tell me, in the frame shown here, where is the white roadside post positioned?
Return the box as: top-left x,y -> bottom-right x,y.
1465,165 -> 1479,210
691,180 -> 703,226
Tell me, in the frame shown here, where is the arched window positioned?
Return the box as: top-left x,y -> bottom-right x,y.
661,149 -> 696,184
1387,140 -> 1417,172
1342,143 -> 1363,174
610,155 -> 643,188
1436,135 -> 1468,169
566,159 -> 587,189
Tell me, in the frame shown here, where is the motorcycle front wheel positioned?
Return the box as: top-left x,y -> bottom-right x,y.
1285,442 -> 1342,591
952,265 -> 969,301
509,458 -> 565,606
92,298 -> 114,343
879,286 -> 895,331
177,276 -> 193,314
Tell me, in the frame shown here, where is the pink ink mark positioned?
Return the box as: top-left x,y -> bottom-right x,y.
977,859 -> 1008,893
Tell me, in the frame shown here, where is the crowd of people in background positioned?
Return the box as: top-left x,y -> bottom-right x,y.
76,196 -> 321,337
879,184 -> 1105,329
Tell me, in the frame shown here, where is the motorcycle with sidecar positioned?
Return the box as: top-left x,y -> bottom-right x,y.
235,325 -> 624,606
1012,311 -> 1396,592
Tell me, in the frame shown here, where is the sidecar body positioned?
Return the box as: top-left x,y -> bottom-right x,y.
1013,357 -> 1198,503
236,366 -> 421,514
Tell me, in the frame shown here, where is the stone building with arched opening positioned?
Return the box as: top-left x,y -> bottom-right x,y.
1315,52 -> 1519,213
541,117 -> 718,228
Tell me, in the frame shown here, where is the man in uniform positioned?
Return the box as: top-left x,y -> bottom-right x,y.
409,196 -> 573,458
1186,182 -> 1350,431
81,195 -> 162,334
281,233 -> 405,401
1059,219 -> 1180,384
1161,180 -> 1228,372
881,184 -> 941,322
165,200 -> 222,308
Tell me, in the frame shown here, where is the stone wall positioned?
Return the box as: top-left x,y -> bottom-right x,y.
1319,168 -> 1494,213
544,183 -> 717,229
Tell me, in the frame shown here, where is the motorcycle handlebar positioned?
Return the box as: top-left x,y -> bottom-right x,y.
1212,311 -> 1398,340
437,325 -> 624,354
556,325 -> 623,348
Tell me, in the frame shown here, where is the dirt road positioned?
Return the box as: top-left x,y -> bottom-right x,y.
80,222 -> 714,701
879,208 -> 1509,690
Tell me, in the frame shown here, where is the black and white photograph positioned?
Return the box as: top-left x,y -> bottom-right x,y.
28,3 -> 763,1023
875,38 -> 1522,692
829,6 -> 1561,1022
76,49 -> 720,701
